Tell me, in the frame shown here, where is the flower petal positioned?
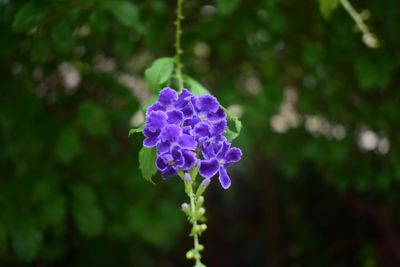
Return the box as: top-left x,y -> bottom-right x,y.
193,122 -> 211,138
216,140 -> 231,158
171,148 -> 184,165
160,124 -> 182,142
180,150 -> 196,170
156,141 -> 170,154
197,95 -> 219,113
199,158 -> 219,179
176,88 -> 193,108
143,127 -> 159,138
147,102 -> 164,114
180,102 -> 195,118
211,119 -> 227,136
207,107 -> 226,121
183,116 -> 201,128
143,136 -> 158,148
225,147 -> 242,163
156,155 -> 168,171
158,87 -> 178,106
146,111 -> 167,131
218,166 -> 231,189
201,143 -> 216,159
167,110 -> 184,124
178,134 -> 197,150
161,166 -> 177,179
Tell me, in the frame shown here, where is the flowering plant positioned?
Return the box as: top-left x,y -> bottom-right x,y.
131,86 -> 242,266
129,1 -> 242,266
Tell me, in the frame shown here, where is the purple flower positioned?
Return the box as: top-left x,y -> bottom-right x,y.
193,120 -> 227,147
183,95 -> 226,128
156,147 -> 196,178
142,87 -> 242,188
199,141 -> 242,189
157,124 -> 197,154
147,88 -> 194,125
143,111 -> 167,148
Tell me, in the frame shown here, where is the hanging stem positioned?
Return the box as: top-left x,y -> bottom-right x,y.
180,171 -> 208,267
174,0 -> 184,92
339,0 -> 379,48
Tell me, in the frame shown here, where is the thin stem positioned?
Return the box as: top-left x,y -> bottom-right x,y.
339,0 -> 379,48
188,185 -> 203,266
180,171 -> 207,267
175,0 -> 184,92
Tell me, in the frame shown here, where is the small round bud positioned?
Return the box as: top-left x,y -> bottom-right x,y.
181,203 -> 190,213
197,196 -> 204,205
186,250 -> 194,259
184,173 -> 191,182
198,244 -> 204,251
200,178 -> 210,188
192,225 -> 201,233
198,207 -> 205,216
200,224 -> 207,231
196,179 -> 210,196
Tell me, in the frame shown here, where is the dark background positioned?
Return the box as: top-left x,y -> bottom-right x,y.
1,0 -> 400,266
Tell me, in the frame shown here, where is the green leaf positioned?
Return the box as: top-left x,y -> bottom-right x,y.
218,0 -> 241,16
144,57 -> 175,94
138,147 -> 157,183
11,222 -> 43,262
103,1 -> 140,29
223,107 -> 243,141
55,125 -> 81,163
13,3 -> 47,32
318,0 -> 339,19
184,76 -> 210,96
128,124 -> 144,137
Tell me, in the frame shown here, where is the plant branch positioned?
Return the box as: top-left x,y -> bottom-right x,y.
174,0 -> 184,92
340,0 -> 379,48
180,171 -> 207,267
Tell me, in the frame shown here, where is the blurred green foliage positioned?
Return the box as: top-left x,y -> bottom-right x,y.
0,0 -> 399,266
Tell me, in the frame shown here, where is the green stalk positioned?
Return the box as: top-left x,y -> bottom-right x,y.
174,0 -> 184,92
339,0 -> 379,48
180,171 -> 207,267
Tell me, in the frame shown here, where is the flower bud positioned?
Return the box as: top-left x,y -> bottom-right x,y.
184,172 -> 191,182
196,179 -> 210,196
181,202 -> 190,213
186,249 -> 195,259
198,207 -> 205,216
192,225 -> 201,233
200,224 -> 207,232
197,196 -> 204,206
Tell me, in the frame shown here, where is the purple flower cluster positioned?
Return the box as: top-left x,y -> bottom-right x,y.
143,88 -> 242,189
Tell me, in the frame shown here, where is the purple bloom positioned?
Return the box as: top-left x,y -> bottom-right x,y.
142,87 -> 241,188
193,120 -> 227,147
183,95 -> 226,128
147,88 -> 194,125
199,141 -> 242,189
143,111 -> 167,148
156,147 -> 196,178
157,124 -> 197,154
